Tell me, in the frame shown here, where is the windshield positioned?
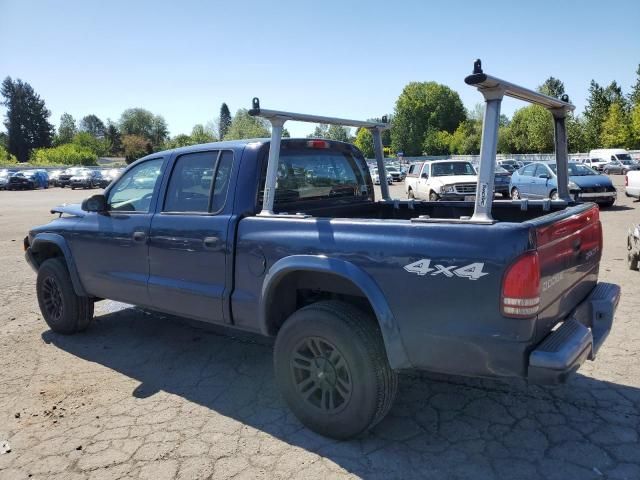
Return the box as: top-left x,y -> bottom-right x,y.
549,163 -> 597,176
386,166 -> 399,172
495,166 -> 509,174
431,162 -> 475,177
617,154 -> 632,161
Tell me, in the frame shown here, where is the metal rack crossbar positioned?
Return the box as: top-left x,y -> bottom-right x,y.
249,98 -> 390,215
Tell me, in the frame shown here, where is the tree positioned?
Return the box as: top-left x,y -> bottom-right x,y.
122,134 -> 152,164
104,120 -> 122,156
282,128 -> 291,138
57,113 -> 77,144
630,103 -> 640,149
219,103 -> 232,139
391,82 -> 465,156
630,64 -> 640,106
223,109 -> 270,140
326,125 -> 350,142
354,128 -> 374,158
449,120 -> 481,154
72,131 -> 109,156
309,124 -> 329,138
165,134 -> 194,149
79,114 -> 106,138
422,129 -> 451,155
0,144 -> 18,164
508,105 -> 554,153
1,76 -> 54,162
583,81 -> 611,149
191,124 -> 217,144
567,114 -> 587,153
601,102 -> 631,148
538,77 -> 565,98
119,108 -> 168,148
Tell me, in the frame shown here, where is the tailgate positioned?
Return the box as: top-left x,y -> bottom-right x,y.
532,204 -> 602,339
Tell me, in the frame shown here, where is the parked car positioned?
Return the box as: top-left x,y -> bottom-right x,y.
24,136 -> 619,439
498,159 -> 523,170
509,162 -> 617,206
97,168 -> 123,188
498,163 -> 517,174
48,169 -> 63,187
581,158 -> 609,172
628,224 -> 640,270
57,167 -> 87,188
386,165 -> 404,182
625,170 -> 640,199
492,165 -> 512,198
0,169 -> 18,190
6,170 -> 49,190
603,159 -> 640,175
405,160 -> 478,201
70,169 -> 102,189
370,167 -> 392,185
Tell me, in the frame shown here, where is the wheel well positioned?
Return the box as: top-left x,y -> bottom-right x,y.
264,271 -> 374,336
32,242 -> 64,268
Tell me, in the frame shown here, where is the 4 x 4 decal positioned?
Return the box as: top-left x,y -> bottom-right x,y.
404,259 -> 488,280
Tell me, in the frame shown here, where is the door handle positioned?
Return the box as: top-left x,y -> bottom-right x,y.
132,231 -> 147,242
203,236 -> 221,249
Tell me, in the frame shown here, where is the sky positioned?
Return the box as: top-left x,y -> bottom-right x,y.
1,0 -> 639,140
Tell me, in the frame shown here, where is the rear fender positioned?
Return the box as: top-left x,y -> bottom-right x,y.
260,255 -> 411,369
29,233 -> 87,297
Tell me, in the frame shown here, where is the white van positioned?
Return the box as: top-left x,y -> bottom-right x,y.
589,148 -> 633,164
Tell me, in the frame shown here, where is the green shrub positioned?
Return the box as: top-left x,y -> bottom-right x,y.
0,145 -> 18,165
30,144 -> 98,166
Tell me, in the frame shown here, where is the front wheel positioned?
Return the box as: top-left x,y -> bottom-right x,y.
550,190 -> 559,200
274,301 -> 398,439
429,191 -> 439,202
407,188 -> 415,199
511,187 -> 521,200
36,258 -> 94,334
628,251 -> 639,271
600,199 -> 615,208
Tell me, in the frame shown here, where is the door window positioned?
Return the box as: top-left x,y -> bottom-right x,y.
163,150 -> 233,214
533,164 -> 550,177
521,164 -> 537,177
108,159 -> 164,212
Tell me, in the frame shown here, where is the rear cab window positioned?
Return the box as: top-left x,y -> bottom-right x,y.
258,140 -> 373,213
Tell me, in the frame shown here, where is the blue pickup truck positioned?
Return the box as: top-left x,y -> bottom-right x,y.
23,66 -> 621,439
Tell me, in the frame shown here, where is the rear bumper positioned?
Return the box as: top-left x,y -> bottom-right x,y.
528,282 -> 620,384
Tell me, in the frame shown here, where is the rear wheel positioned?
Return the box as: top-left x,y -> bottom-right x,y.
511,187 -> 521,200
628,251 -> 639,271
36,258 -> 94,334
407,188 -> 415,199
601,199 -> 615,208
429,191 -> 439,202
274,300 -> 398,439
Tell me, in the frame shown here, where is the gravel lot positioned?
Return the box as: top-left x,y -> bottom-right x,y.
1,178 -> 639,480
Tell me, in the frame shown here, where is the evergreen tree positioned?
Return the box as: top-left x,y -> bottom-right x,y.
629,64 -> 640,106
583,81 -> 611,149
79,114 -> 106,138
538,77 -> 565,98
104,120 -> 122,155
601,102 -> 631,147
219,103 -> 232,139
1,76 -> 54,162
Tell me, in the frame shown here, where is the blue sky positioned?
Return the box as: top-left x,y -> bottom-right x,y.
1,0 -> 639,139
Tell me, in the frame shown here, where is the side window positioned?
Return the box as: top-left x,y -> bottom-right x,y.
521,164 -> 537,177
421,164 -> 429,177
408,165 -> 415,175
533,164 -> 548,177
164,151 -> 218,213
108,159 -> 164,212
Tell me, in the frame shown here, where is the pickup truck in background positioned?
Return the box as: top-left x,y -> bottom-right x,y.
23,65 -> 621,439
625,170 -> 640,199
405,160 -> 478,201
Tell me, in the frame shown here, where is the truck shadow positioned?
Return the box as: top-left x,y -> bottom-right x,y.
43,304 -> 640,479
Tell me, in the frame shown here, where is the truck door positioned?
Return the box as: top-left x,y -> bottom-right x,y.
72,158 -> 165,305
418,163 -> 430,198
147,150 -> 234,324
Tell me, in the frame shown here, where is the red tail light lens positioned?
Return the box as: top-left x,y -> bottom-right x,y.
307,140 -> 330,149
502,251 -> 540,318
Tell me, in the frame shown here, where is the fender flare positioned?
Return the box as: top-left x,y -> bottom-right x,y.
260,255 -> 411,369
30,233 -> 87,297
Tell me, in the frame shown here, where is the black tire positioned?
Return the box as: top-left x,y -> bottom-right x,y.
429,191 -> 439,202
511,187 -> 521,200
600,199 -> 615,208
549,189 -> 559,200
274,300 -> 398,439
36,258 -> 93,334
407,188 -> 415,199
628,252 -> 639,271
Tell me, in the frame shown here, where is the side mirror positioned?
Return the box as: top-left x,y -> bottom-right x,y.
538,173 -> 550,179
81,194 -> 108,212
421,173 -> 428,179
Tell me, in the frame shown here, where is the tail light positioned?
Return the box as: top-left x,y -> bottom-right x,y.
501,251 -> 540,318
307,140 -> 330,149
